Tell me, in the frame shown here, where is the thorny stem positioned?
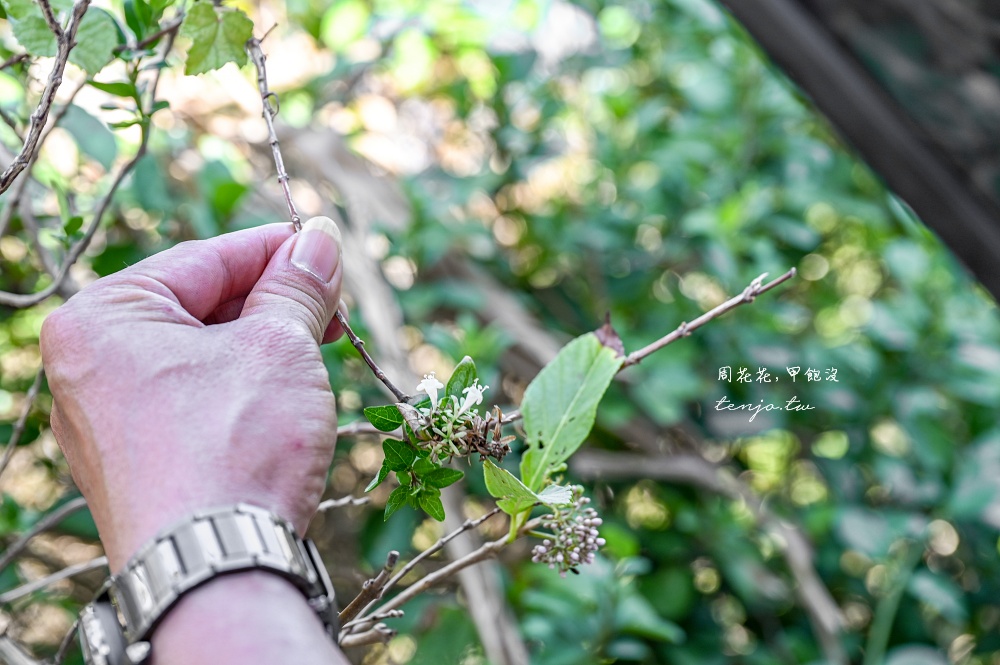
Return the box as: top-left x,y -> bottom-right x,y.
246,35 -> 302,231
0,0 -> 90,195
246,31 -> 413,403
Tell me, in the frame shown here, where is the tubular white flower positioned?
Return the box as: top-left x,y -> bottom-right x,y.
416,373 -> 444,409
456,380 -> 489,416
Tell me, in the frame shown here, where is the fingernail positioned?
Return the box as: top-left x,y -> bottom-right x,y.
291,216 -> 342,282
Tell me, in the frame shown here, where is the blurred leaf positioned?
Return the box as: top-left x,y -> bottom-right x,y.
62,105 -> 117,170
180,2 -> 253,75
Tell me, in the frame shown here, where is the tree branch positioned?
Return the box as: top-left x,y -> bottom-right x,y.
337,550 -> 399,625
338,624 -> 396,648
0,54 -> 29,71
337,420 -> 391,438
0,635 -> 40,665
0,0 -> 90,195
317,495 -> 369,511
0,556 -> 107,605
0,368 -> 45,482
0,496 -> 88,574
623,268 -> 797,366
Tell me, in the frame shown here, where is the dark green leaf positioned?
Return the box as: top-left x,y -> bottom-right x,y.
382,439 -> 416,472
384,486 -> 407,521
365,462 -> 389,493
483,460 -> 537,515
88,80 -> 138,98
363,405 -> 404,432
422,467 -> 464,489
418,489 -> 446,521
445,355 -> 478,399
63,216 -> 83,236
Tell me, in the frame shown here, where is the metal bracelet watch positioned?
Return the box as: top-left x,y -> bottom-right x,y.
78,503 -> 338,665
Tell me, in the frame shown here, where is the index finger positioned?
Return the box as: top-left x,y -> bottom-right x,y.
106,223 -> 295,321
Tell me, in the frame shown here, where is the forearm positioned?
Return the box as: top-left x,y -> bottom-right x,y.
151,571 -> 349,665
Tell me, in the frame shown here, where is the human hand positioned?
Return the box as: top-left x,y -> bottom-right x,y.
40,217 -> 345,571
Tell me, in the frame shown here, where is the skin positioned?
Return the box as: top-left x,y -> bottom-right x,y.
40,219 -> 351,664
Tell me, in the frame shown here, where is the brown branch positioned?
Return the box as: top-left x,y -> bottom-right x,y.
339,609 -> 404,634
0,496 -> 88,574
115,14 -> 184,53
350,506 -> 502,627
0,53 -> 29,71
337,550 -> 399,625
0,556 -> 107,604
245,34 -> 301,231
571,449 -> 846,665
0,0 -> 90,195
370,517 -> 542,617
335,312 -> 411,402
337,420 -> 392,438
0,368 -> 45,482
623,269 -> 797,366
37,0 -> 63,38
0,29 -> 174,308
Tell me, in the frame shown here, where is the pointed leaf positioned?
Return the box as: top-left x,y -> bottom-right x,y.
445,356 -> 478,399
363,405 -> 403,432
384,486 -> 407,521
484,460 -> 538,515
520,333 -> 622,491
180,2 -> 253,75
418,489 -> 446,521
422,467 -> 464,489
365,462 -> 389,492
382,439 -> 416,472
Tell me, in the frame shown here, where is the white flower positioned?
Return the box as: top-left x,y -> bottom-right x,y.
456,380 -> 489,416
416,373 -> 445,409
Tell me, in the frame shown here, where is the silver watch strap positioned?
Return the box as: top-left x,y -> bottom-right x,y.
111,503 -> 334,644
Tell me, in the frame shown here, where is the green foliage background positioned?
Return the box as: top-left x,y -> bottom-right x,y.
1,0 -> 999,663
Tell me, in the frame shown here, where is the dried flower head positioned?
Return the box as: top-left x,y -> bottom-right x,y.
531,487 -> 605,577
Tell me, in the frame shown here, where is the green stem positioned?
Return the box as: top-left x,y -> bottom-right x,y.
863,541 -> 922,665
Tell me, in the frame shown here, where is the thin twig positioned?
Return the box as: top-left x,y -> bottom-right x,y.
0,496 -> 88,574
352,507 -> 502,625
0,28 -> 173,308
337,420 -> 392,438
0,0 -> 90,195
115,14 -> 184,53
245,35 -> 301,231
52,617 -> 80,665
37,0 -> 63,38
0,635 -> 40,665
0,368 -> 45,482
339,609 -> 404,635
369,517 -> 542,618
0,53 -> 29,71
338,624 -> 396,648
335,312 -> 411,402
337,551 -> 399,625
623,269 -> 797,366
317,495 -> 370,511
0,556 -> 107,604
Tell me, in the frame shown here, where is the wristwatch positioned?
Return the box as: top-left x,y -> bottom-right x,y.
78,503 -> 339,665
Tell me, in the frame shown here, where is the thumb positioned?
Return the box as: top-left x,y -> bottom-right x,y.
239,216 -> 344,342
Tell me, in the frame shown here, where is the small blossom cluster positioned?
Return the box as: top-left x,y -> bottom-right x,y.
409,373 -> 511,464
531,489 -> 605,577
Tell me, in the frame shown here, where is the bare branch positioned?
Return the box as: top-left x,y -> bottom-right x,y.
339,609 -> 404,634
0,496 -> 88,574
337,420 -> 392,438
0,368 -> 45,482
37,0 -> 63,38
0,635 -> 41,665
335,312 -> 411,402
317,495 -> 369,511
0,54 -> 29,71
338,624 -> 396,648
116,14 -> 184,53
52,617 -> 80,665
245,35 -> 301,231
0,556 -> 107,604
0,28 -> 174,308
337,550 -> 399,625
623,269 -> 797,367
0,0 -> 90,195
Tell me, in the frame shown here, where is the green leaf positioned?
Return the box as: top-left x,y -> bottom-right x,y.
483,459 -> 538,515
365,462 -> 389,493
363,405 -> 403,432
69,8 -> 119,75
63,216 -> 83,236
384,486 -> 407,521
422,467 -> 464,489
520,333 -> 622,491
382,439 -> 416,472
614,594 -> 685,643
445,355 -> 478,399
88,80 -> 138,98
2,0 -> 56,57
418,489 -> 446,521
124,0 -> 151,39
412,458 -> 437,476
180,2 -> 253,76
62,105 -> 117,170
